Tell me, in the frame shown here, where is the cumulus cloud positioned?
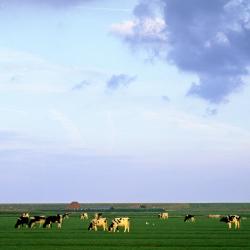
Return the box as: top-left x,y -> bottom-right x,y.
112,0 -> 250,103
110,17 -> 167,44
106,74 -> 136,90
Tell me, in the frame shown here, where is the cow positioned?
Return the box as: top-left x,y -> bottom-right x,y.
108,217 -> 130,232
15,216 -> 30,228
14,213 -> 30,228
220,215 -> 241,229
62,213 -> 70,219
80,212 -> 88,220
158,212 -> 169,220
94,213 -> 102,219
184,214 -> 195,222
28,216 -> 46,228
20,212 -> 30,218
208,214 -> 221,219
43,214 -> 63,229
88,217 -> 108,231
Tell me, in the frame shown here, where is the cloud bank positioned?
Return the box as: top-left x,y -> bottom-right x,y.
112,0 -> 250,103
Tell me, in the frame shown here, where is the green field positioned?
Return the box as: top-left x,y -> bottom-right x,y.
0,204 -> 250,250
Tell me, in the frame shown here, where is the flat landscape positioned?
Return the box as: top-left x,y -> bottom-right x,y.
0,204 -> 250,250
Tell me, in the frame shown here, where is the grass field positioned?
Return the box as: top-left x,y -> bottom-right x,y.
0,205 -> 250,250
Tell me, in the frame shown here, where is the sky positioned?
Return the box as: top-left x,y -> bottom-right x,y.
0,0 -> 250,203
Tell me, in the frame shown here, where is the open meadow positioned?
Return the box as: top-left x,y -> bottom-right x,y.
0,204 -> 250,250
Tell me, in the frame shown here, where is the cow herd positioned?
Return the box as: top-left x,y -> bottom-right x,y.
14,211 -> 242,231
14,212 -> 130,232
14,212 -> 68,229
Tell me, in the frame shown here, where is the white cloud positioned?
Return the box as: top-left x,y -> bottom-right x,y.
110,17 -> 167,42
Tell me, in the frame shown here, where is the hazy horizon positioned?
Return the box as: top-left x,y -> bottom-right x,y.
1,0 -> 250,203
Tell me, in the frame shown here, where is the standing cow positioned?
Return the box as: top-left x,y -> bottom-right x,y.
28,216 -> 46,228
88,217 -> 108,231
108,217 -> 130,232
80,213 -> 88,220
220,215 -> 241,229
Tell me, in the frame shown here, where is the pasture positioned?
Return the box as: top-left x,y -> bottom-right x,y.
0,204 -> 250,250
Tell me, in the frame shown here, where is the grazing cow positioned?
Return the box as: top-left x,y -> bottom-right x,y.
80,213 -> 88,220
184,214 -> 195,222
15,212 -> 30,228
43,214 -> 63,229
208,214 -> 221,219
158,212 -> 169,220
220,215 -> 241,229
28,216 -> 46,228
108,217 -> 130,232
15,216 -> 30,229
88,217 -> 108,231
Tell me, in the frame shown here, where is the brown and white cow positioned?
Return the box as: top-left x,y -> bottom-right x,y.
220,215 -> 241,229
158,212 -> 169,220
108,217 -> 130,232
88,217 -> 108,231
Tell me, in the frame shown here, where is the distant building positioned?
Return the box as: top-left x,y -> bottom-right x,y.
67,201 -> 81,210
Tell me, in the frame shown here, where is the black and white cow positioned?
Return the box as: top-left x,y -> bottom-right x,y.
28,216 -> 46,228
220,215 -> 241,229
15,216 -> 29,228
184,214 -> 195,222
88,217 -> 108,231
108,217 -> 130,232
14,213 -> 30,229
43,214 -> 63,229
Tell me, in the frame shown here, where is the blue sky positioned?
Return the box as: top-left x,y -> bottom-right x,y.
0,0 -> 250,203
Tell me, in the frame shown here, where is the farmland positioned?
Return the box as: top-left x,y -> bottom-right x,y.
0,204 -> 250,250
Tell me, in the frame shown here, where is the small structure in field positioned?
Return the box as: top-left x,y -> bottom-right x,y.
67,201 -> 81,210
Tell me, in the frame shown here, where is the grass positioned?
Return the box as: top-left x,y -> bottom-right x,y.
0,208 -> 250,250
